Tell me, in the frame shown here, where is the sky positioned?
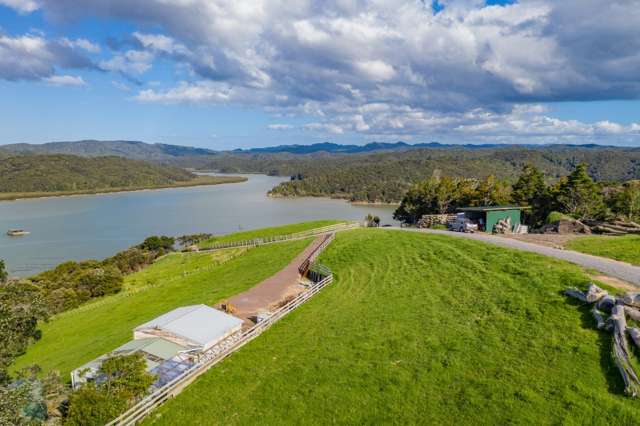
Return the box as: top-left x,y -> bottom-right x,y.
0,0 -> 639,149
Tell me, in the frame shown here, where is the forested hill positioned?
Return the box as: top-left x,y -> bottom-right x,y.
0,140 -> 215,160
0,154 -> 200,194
204,146 -> 640,203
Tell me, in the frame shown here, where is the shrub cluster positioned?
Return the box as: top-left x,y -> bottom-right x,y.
394,163 -> 640,228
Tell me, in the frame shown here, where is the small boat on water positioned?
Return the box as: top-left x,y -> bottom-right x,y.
7,229 -> 30,236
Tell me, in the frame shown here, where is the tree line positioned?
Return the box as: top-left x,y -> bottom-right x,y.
394,164 -> 640,227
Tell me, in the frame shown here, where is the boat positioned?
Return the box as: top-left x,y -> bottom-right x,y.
7,229 -> 30,236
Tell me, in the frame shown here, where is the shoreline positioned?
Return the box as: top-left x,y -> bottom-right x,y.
0,175 -> 247,202
267,192 -> 399,208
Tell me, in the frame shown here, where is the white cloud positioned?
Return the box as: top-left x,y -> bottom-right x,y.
23,0 -> 640,142
354,60 -> 396,82
61,38 -> 100,53
0,33 -> 96,82
135,81 -> 232,104
44,74 -> 86,86
99,50 -> 154,75
267,124 -> 294,130
0,0 -> 40,13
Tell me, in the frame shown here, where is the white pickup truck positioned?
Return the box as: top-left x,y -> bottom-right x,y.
448,215 -> 478,233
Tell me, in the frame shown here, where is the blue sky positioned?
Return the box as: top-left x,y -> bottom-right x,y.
0,0 -> 639,149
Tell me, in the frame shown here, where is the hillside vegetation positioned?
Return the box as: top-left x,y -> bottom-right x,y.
146,229 -> 638,425
184,146 -> 640,203
0,154 -> 244,198
0,140 -> 215,160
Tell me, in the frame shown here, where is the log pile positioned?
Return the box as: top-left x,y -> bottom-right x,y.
542,219 -> 640,235
416,214 -> 456,228
493,217 -> 512,234
583,220 -> 640,236
565,283 -> 640,396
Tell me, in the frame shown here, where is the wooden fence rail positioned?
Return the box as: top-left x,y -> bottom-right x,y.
106,232 -> 338,425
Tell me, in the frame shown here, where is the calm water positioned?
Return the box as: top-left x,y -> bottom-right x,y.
0,174 -> 396,277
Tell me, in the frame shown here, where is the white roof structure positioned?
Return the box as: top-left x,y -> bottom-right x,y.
134,304 -> 243,351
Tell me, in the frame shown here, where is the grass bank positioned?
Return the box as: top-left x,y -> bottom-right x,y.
566,235 -> 640,266
198,220 -> 345,248
12,238 -> 311,377
0,175 -> 247,202
146,229 -> 638,425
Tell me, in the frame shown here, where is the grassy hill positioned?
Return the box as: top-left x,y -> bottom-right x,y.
145,229 -> 638,425
13,225 -> 640,424
566,235 -> 640,266
12,238 -> 312,376
0,154 -> 245,199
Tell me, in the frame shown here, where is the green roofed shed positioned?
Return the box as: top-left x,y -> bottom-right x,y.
457,206 -> 526,233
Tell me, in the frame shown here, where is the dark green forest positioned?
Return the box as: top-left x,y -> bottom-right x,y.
0,154 -> 197,193
175,146 -> 640,203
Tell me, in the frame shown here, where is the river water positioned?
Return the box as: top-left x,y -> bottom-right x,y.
0,174 -> 396,276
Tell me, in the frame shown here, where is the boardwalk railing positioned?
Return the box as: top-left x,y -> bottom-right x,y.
200,222 -> 358,251
298,232 -> 335,275
107,233 -> 338,425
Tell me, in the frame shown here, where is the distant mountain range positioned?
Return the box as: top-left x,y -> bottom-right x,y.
0,139 -> 630,160
231,141 -> 471,154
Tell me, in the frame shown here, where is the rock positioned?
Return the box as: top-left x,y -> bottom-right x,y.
585,283 -> 607,303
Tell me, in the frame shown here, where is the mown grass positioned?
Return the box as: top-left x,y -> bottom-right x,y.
198,220 -> 345,248
566,235 -> 640,266
146,229 -> 639,425
12,239 -> 312,377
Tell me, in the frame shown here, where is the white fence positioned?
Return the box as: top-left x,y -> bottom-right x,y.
106,274 -> 334,425
106,232 -> 338,425
199,222 -> 358,251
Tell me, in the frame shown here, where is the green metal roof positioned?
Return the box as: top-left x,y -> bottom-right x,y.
458,206 -> 527,212
114,338 -> 187,361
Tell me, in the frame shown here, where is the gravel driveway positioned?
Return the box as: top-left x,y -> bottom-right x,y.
386,227 -> 640,287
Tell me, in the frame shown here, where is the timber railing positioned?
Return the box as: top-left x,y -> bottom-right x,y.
199,222 -> 358,251
106,234 -> 337,425
298,232 -> 335,275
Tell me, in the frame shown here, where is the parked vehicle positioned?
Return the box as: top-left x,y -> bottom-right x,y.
448,215 -> 478,233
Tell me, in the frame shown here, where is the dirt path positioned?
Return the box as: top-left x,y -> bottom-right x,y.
226,235 -> 326,322
386,227 -> 640,288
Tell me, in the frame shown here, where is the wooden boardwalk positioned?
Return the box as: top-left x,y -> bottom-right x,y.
227,235 -> 326,321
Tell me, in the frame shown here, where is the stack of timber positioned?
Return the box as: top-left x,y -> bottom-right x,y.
583,220 -> 640,236
416,214 -> 456,229
493,217 -> 512,234
565,283 -> 640,396
541,219 -> 640,235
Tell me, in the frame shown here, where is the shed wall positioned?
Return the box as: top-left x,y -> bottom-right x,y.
486,210 -> 521,232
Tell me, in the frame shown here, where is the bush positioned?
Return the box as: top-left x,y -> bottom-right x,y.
64,353 -> 155,425
546,211 -> 573,224
139,236 -> 175,252
0,259 -> 7,284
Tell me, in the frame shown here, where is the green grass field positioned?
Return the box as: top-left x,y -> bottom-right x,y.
566,235 -> 640,266
198,220 -> 345,248
12,239 -> 312,377
145,229 -> 639,425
